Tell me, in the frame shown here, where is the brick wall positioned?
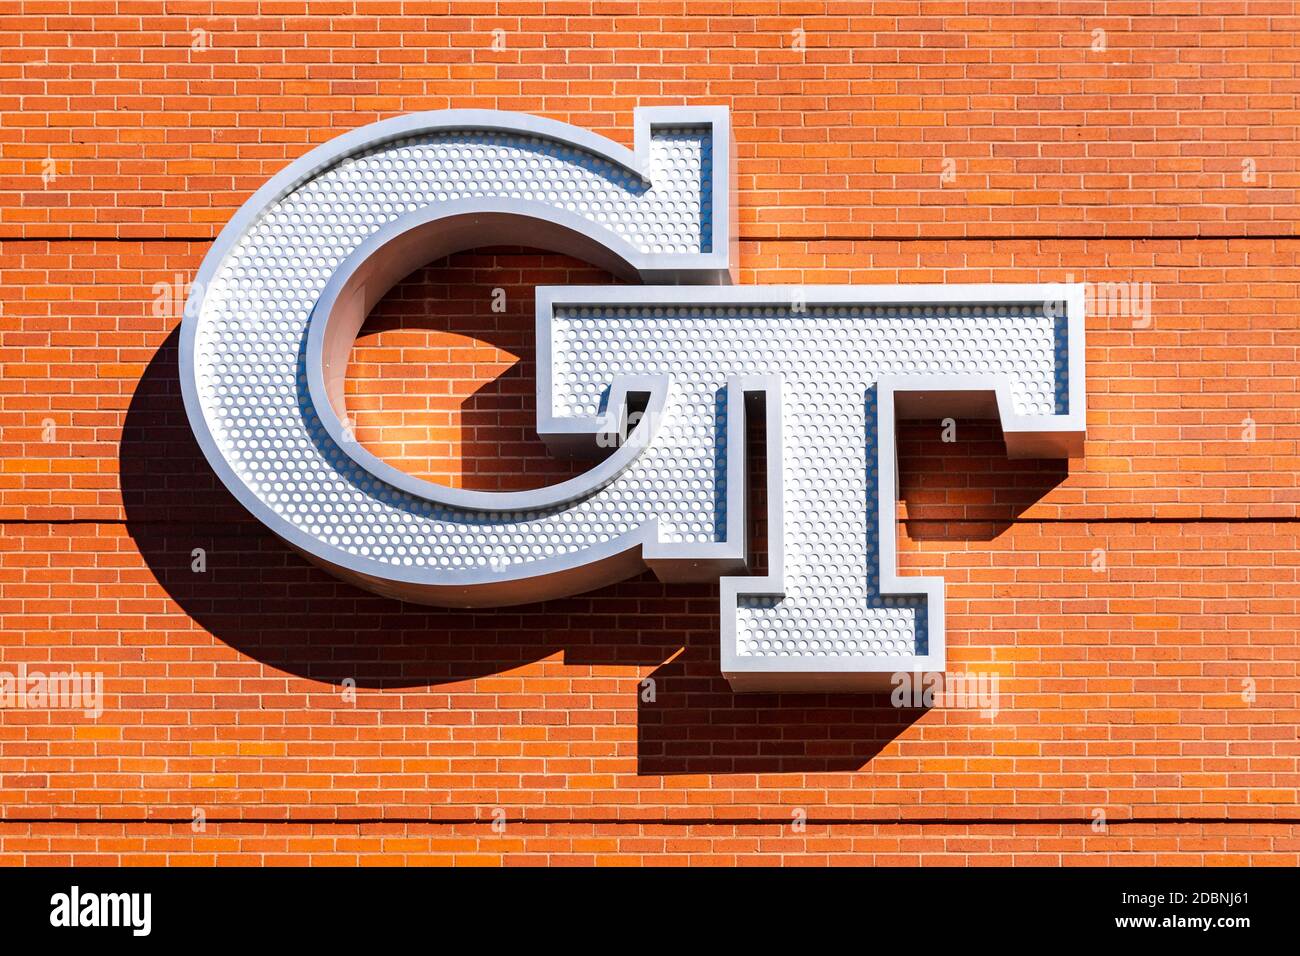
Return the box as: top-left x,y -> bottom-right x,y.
1,3 -> 1297,865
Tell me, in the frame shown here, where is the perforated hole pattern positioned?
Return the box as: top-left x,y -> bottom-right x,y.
193,125 -> 1062,658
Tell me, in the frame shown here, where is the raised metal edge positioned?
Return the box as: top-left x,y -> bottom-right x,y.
542,283 -> 1086,691
178,107 -> 735,601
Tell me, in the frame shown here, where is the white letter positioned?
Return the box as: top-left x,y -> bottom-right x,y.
49,892 -> 70,927
133,893 -> 152,937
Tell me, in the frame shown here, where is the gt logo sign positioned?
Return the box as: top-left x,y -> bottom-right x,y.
180,107 -> 1086,692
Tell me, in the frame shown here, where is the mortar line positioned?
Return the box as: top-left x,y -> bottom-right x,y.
0,815 -> 1294,828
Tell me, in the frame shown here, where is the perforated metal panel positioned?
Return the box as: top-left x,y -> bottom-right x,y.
192,126 -> 713,569
181,107 -> 1086,692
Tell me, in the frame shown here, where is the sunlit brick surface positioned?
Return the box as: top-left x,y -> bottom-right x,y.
1,3 -> 1298,865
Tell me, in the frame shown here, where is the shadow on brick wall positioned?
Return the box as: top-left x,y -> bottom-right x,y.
122,325 -> 929,775
896,421 -> 1069,540
120,247 -> 1070,776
